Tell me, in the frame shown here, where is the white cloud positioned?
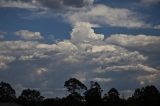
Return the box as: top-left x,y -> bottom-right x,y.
15,30 -> 43,40
72,72 -> 87,82
0,55 -> 16,69
92,77 -> 112,82
91,45 -> 117,53
36,67 -> 47,75
0,22 -> 160,97
56,40 -> 78,52
0,31 -> 6,39
154,25 -> 160,29
94,64 -> 158,73
0,40 -> 38,50
0,0 -> 38,9
91,49 -> 147,65
137,73 -> 160,84
71,22 -> 104,43
106,34 -> 160,46
0,62 -> 8,70
66,4 -> 150,28
106,34 -> 160,53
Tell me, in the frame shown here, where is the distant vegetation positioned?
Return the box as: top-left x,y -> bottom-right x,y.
0,78 -> 160,106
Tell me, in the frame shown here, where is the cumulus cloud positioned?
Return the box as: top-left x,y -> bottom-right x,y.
0,55 -> 16,69
71,22 -> 104,43
0,40 -> 38,50
15,30 -> 43,40
0,22 -> 160,97
66,4 -> 150,28
105,34 -> 160,53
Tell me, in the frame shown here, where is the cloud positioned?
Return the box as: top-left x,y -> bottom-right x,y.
0,55 -> 16,69
141,0 -> 160,4
36,0 -> 94,9
0,31 -> 6,39
71,22 -> 104,43
91,50 -> 147,65
0,22 -> 160,97
15,30 -> 43,40
137,73 -> 160,85
66,4 -> 150,28
36,67 -> 47,75
105,34 -> 160,53
95,64 -> 158,73
154,25 -> 160,29
1,0 -> 158,29
0,0 -> 38,9
0,40 -> 38,50
0,0 -> 94,10
92,78 -> 112,82
72,72 -> 87,82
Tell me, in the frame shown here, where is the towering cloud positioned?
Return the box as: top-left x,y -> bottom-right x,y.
71,22 -> 104,43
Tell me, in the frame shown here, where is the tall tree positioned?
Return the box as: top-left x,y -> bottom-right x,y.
64,78 -> 87,95
0,81 -> 16,102
84,81 -> 102,106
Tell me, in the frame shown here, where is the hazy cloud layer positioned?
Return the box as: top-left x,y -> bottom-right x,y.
65,4 -> 151,28
36,0 -> 94,9
0,0 -> 159,29
0,0 -> 38,9
141,0 -> 160,4
0,22 -> 160,97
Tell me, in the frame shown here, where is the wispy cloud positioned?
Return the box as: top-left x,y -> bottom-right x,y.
65,4 -> 151,28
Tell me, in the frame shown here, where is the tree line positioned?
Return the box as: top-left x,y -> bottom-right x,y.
0,78 -> 160,106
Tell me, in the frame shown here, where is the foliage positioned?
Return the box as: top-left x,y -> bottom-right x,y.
0,81 -> 16,102
0,80 -> 160,106
64,78 -> 87,94
18,89 -> 44,103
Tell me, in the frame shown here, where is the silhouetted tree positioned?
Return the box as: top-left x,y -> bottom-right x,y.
62,92 -> 85,106
1,80 -> 160,106
132,85 -> 160,106
64,78 -> 87,95
108,88 -> 120,101
107,88 -> 122,106
18,88 -> 44,105
42,98 -> 61,106
84,81 -> 102,106
64,78 -> 87,106
0,81 -> 16,102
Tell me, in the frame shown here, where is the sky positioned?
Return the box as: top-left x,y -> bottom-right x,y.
0,0 -> 160,98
